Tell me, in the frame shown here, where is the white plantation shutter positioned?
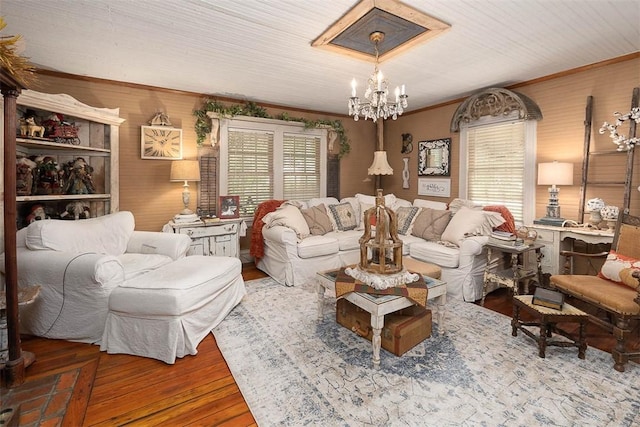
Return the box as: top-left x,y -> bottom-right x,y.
283,133 -> 320,200
219,116 -> 327,218
227,129 -> 274,216
461,118 -> 536,225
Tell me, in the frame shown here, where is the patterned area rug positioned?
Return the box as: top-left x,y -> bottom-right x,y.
213,277 -> 640,426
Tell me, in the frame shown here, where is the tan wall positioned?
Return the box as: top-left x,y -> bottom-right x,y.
385,55 -> 640,222
25,75 -> 376,232
18,54 -> 639,236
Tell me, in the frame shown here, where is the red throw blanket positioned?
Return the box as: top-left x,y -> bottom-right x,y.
483,205 -> 516,234
250,199 -> 286,261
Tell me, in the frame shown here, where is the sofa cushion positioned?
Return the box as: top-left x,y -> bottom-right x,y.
326,229 -> 362,251
263,204 -> 310,239
598,249 -> 640,289
301,203 -> 333,236
297,235 -> 340,258
410,241 -> 461,268
396,206 -> 421,235
327,202 -> 358,231
25,211 -> 135,255
398,234 -> 423,255
411,208 -> 451,241
441,206 -> 504,246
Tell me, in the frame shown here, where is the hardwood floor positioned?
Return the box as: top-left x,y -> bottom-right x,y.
3,264 -> 639,426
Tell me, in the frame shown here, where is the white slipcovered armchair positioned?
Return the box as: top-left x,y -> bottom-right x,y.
2,211 -> 191,344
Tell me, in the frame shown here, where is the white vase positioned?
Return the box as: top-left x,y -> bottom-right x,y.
402,158 -> 410,189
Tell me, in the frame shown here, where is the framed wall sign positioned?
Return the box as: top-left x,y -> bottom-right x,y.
219,195 -> 240,219
418,138 -> 451,176
141,125 -> 183,160
418,178 -> 451,197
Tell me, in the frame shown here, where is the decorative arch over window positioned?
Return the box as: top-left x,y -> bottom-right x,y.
450,87 -> 543,132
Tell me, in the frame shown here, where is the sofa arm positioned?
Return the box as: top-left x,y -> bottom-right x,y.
126,231 -> 190,260
262,225 -> 299,246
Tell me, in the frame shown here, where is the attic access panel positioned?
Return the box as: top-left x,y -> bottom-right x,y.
312,0 -> 450,62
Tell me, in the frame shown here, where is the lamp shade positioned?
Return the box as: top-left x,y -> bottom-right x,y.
368,151 -> 393,175
537,161 -> 573,186
170,160 -> 200,182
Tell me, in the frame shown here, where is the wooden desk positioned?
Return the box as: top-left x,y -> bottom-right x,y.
528,225 -> 613,275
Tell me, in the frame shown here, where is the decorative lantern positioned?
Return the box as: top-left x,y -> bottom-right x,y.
359,189 -> 403,274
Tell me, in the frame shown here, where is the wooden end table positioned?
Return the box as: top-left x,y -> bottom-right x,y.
511,295 -> 588,359
483,242 -> 544,305
316,268 -> 447,368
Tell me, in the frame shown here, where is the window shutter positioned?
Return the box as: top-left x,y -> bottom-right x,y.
283,133 -> 320,200
199,155 -> 217,216
467,122 -> 525,222
227,129 -> 274,217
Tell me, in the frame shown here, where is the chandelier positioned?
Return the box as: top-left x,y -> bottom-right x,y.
348,32 -> 408,122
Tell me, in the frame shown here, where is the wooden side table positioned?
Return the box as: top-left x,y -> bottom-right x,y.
482,242 -> 544,305
511,295 -> 588,359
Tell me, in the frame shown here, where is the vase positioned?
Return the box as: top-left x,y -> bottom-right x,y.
402,158 -> 409,189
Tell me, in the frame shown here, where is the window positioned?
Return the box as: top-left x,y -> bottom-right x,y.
459,114 -> 537,225
219,116 -> 327,218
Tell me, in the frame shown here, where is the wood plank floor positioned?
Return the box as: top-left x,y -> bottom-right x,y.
4,264 -> 639,426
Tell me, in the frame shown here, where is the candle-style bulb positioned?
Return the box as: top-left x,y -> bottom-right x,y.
394,86 -> 400,102
401,84 -> 406,95
351,78 -> 357,97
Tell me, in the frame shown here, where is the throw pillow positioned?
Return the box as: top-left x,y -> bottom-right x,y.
411,208 -> 452,241
598,249 -> 640,288
441,206 -> 505,246
395,206 -> 421,235
327,202 -> 358,231
301,203 -> 333,236
262,204 -> 310,239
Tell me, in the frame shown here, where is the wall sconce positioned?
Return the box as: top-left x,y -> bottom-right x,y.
170,159 -> 200,222
535,161 -> 573,226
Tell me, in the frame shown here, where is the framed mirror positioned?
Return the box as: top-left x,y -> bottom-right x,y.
418,138 -> 451,176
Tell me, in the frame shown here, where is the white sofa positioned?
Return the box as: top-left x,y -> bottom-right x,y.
3,211 -> 246,363
255,194 -> 508,302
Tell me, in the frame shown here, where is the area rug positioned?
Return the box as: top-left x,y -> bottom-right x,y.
213,277 -> 640,426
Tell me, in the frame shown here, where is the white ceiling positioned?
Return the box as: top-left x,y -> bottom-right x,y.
2,0 -> 639,115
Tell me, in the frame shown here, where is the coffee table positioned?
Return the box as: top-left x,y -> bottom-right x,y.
316,269 -> 447,368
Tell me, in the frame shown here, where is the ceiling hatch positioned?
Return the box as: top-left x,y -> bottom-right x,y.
312,0 -> 451,62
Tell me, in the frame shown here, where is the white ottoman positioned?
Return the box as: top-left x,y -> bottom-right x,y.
100,255 -> 246,363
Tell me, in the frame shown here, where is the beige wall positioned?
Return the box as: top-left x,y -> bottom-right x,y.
14,54 -> 640,235
25,75 -> 376,232
385,55 -> 640,222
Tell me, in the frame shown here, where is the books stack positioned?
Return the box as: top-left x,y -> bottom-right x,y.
488,231 -> 516,247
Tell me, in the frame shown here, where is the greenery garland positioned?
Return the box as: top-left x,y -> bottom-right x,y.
193,98 -> 350,158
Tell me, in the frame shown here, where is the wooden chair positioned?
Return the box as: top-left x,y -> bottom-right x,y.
550,213 -> 640,372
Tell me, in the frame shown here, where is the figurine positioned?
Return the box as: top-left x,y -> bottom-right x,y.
60,201 -> 90,220
26,204 -> 49,223
63,157 -> 95,194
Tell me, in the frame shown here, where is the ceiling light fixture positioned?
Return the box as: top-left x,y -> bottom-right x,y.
348,31 -> 408,122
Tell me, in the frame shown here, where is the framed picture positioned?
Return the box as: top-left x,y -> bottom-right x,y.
141,125 -> 183,160
418,138 -> 451,176
418,178 -> 451,197
219,195 -> 240,219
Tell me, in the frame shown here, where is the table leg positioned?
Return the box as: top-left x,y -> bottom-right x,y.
482,247 -> 493,306
370,314 -> 384,369
511,253 -> 519,295
436,294 -> 446,335
535,248 -> 544,288
511,304 -> 520,337
539,321 -> 547,358
316,281 -> 325,321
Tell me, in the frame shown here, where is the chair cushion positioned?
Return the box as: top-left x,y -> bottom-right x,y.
551,274 -> 640,315
25,211 -> 135,255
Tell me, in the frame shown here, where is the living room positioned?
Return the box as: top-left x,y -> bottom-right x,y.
2,0 -> 640,425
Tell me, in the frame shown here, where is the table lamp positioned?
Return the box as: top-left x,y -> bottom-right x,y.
170,159 -> 200,222
534,161 -> 573,226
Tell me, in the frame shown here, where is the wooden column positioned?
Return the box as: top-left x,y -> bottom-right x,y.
1,79 -> 24,387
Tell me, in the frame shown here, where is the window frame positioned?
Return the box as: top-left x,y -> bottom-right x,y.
218,115 -> 327,219
459,112 -> 537,226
